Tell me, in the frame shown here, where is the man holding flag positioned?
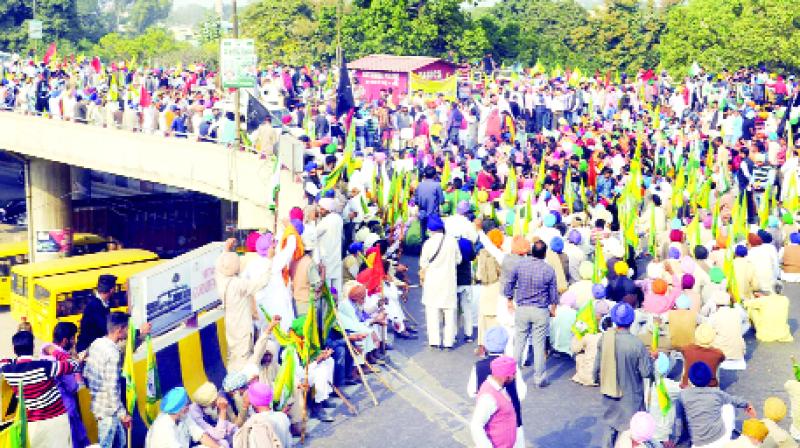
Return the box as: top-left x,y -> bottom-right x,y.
1,329 -> 81,447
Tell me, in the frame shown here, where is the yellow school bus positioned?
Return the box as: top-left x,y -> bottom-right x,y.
0,233 -> 109,306
9,249 -> 159,322
27,260 -> 163,340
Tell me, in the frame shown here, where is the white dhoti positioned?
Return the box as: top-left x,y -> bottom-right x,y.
30,413 -> 72,448
309,358 -> 335,403
425,305 -> 456,348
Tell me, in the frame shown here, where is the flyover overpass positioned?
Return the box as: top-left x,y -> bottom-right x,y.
0,113 -> 305,260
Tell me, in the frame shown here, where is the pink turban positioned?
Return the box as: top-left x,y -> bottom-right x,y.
522,179 -> 535,190
642,290 -> 675,314
375,152 -> 387,163
702,214 -> 713,229
255,233 -> 274,257
629,411 -> 656,442
289,206 -> 304,221
245,231 -> 260,252
559,291 -> 578,309
490,356 -> 517,378
247,382 -> 273,408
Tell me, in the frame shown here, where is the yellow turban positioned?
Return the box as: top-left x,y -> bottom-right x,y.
694,324 -> 716,347
614,261 -> 629,276
764,397 -> 787,422
741,419 -> 768,441
192,382 -> 218,408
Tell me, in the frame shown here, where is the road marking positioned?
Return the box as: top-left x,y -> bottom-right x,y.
374,350 -> 473,446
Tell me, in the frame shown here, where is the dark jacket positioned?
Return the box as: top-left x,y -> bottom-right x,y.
76,296 -> 109,352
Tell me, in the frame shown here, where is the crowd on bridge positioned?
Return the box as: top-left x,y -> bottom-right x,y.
3,51 -> 800,448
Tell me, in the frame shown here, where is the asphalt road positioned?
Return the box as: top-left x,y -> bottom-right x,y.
307,254 -> 800,448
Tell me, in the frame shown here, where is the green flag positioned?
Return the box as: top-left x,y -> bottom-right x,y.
571,298 -> 598,339
144,335 -> 161,425
121,318 -> 137,415
8,380 -> 28,448
656,375 -> 672,416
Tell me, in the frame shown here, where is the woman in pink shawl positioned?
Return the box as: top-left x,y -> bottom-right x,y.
485,107 -> 502,142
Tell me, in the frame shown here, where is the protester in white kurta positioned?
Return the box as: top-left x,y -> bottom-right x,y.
215,238 -> 271,373
256,230 -> 297,333
419,215 -> 461,348
316,198 -> 344,295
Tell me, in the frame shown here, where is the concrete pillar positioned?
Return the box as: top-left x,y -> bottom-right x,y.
27,158 -> 72,262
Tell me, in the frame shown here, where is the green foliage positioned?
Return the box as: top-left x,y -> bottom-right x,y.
196,14 -> 222,44
241,0 -> 486,64
490,0 -> 590,67
659,0 -> 800,74
92,27 -> 193,64
241,0 -> 337,66
0,0 -> 81,51
574,0 -> 671,73
128,0 -> 173,34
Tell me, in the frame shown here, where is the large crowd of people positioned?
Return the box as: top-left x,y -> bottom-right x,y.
2,50 -> 800,448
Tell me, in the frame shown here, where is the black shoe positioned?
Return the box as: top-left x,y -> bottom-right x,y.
344,378 -> 360,386
406,327 -> 419,334
321,399 -> 337,409
311,407 -> 335,422
464,336 -> 474,343
396,331 -> 419,340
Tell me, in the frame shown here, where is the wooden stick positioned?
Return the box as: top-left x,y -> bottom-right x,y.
333,307 -> 379,406
300,362 -> 310,445
399,300 -> 419,326
331,384 -> 358,415
358,347 -> 395,393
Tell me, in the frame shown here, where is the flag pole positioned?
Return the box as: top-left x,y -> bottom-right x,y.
331,307 -> 379,406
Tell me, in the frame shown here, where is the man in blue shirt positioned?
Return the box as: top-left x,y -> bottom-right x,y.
597,167 -> 617,202
503,239 -> 557,387
414,166 -> 444,241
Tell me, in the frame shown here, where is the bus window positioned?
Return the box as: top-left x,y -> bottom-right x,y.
0,259 -> 10,277
11,274 -> 25,297
109,290 -> 128,308
34,285 -> 50,307
56,290 -> 94,318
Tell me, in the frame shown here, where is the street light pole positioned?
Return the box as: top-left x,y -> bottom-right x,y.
231,0 -> 241,149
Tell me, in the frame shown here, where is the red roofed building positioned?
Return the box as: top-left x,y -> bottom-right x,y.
348,54 -> 458,102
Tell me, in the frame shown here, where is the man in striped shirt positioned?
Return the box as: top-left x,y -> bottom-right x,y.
0,329 -> 81,447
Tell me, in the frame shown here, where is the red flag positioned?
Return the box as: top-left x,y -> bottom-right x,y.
587,154 -> 597,190
642,69 -> 655,82
356,247 -> 385,295
91,56 -> 102,74
43,43 -> 56,64
140,86 -> 152,107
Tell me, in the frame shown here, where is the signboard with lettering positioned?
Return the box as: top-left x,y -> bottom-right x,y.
220,38 -> 257,88
129,242 -> 223,335
28,20 -> 43,40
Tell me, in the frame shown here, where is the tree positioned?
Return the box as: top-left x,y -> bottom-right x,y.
489,0 -> 590,67
128,0 -> 173,34
573,0 -> 671,73
659,0 -> 800,74
0,0 -> 82,51
240,0 -> 337,66
92,27 -> 192,64
341,0 -> 486,60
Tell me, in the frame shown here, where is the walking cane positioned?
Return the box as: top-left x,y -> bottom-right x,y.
331,384 -> 358,415
332,307 -> 379,406
300,362 -> 310,445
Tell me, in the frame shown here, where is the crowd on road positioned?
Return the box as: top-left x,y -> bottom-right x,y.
3,52 -> 800,448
